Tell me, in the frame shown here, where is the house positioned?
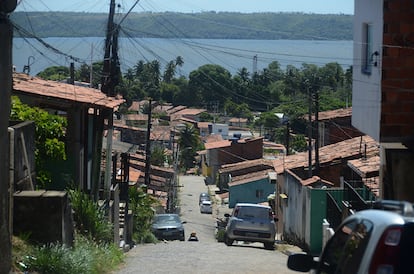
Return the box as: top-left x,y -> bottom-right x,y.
352,0 -> 414,201
12,72 -> 124,193
228,117 -> 248,127
201,137 -> 264,185
313,108 -> 363,146
218,159 -> 275,207
170,107 -> 206,122
124,113 -> 148,128
227,170 -> 275,208
274,135 -> 379,253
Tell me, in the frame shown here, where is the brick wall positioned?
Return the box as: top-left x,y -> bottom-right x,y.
381,0 -> 414,143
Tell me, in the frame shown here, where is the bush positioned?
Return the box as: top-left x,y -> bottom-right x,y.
18,235 -> 123,274
68,189 -> 113,243
128,187 -> 159,243
216,229 -> 226,242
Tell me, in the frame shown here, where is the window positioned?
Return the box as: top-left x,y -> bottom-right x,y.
317,219 -> 373,274
256,189 -> 264,198
362,23 -> 373,74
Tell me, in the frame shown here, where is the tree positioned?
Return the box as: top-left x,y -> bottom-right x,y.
188,64 -> 233,107
150,145 -> 166,166
178,124 -> 202,170
10,96 -> 67,188
36,66 -> 70,81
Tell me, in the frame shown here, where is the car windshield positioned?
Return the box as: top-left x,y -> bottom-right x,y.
154,215 -> 180,224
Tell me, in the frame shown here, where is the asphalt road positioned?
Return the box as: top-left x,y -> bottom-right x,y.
114,175 -> 298,274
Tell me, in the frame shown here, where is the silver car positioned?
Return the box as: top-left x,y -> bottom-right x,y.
151,214 -> 186,241
224,203 -> 277,250
287,200 -> 414,274
200,200 -> 213,214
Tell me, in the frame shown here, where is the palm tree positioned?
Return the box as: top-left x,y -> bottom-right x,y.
178,124 -> 201,170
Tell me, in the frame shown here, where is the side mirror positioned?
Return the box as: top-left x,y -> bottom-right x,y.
287,253 -> 318,272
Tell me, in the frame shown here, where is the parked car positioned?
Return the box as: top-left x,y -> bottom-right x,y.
151,214 -> 186,241
199,192 -> 210,204
223,203 -> 277,250
200,200 -> 213,214
287,200 -> 414,274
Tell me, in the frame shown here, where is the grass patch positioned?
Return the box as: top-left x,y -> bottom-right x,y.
13,234 -> 124,274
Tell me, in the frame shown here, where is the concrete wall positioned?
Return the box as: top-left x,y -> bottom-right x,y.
13,190 -> 74,246
9,121 -> 36,191
352,0 -> 383,140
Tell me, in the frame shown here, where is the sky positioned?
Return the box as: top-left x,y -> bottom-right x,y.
16,0 -> 354,15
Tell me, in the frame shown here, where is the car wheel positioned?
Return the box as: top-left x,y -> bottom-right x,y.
224,234 -> 233,246
264,242 -> 275,250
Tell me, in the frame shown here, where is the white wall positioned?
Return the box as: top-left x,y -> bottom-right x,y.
351,0 -> 383,141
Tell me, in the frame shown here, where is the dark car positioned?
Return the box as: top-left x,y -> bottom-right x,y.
151,214 -> 186,241
287,200 -> 414,274
199,192 -> 210,204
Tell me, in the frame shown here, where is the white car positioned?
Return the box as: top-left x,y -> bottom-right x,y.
200,200 -> 213,214
287,200 -> 414,274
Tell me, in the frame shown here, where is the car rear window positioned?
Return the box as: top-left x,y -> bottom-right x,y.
234,206 -> 271,220
318,219 -> 373,274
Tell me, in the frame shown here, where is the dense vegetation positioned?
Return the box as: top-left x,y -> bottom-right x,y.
12,188 -> 124,273
37,57 -> 352,153
11,11 -> 352,40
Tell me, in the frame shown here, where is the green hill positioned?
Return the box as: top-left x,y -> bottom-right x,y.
11,11 -> 352,40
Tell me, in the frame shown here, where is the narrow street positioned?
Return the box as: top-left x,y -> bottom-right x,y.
114,175 -> 298,274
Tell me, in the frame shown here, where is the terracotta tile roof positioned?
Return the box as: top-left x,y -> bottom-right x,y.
150,126 -> 171,141
13,73 -> 124,109
219,159 -> 273,173
128,101 -> 141,112
167,105 -> 187,114
347,156 -> 380,178
129,168 -> 142,183
312,107 -> 352,121
153,103 -> 173,113
204,140 -> 232,150
273,135 -> 379,174
173,108 -> 206,116
229,117 -> 248,123
229,169 -> 274,187
204,134 -> 223,143
177,117 -> 197,124
197,122 -> 211,129
124,114 -> 148,121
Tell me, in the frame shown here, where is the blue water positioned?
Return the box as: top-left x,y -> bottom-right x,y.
13,37 -> 352,77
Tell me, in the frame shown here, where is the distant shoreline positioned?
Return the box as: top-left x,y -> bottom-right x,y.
11,11 -> 353,40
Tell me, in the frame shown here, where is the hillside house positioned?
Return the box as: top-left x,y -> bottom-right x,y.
218,159 -> 275,207
201,137 -> 264,185
313,108 -> 363,146
274,135 -> 379,253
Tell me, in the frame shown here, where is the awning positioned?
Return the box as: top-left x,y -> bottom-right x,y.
279,193 -> 288,199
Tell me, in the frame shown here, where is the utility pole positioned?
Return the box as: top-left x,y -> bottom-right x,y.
314,89 -> 320,175
307,83 -> 312,178
144,99 -> 152,189
101,0 -> 116,96
0,1 -> 17,273
285,121 -> 290,156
